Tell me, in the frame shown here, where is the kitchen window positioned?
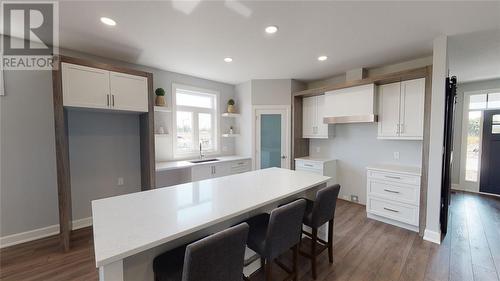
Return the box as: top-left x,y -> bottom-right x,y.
173,84 -> 219,158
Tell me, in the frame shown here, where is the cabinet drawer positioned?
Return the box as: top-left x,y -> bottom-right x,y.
368,180 -> 419,205
368,170 -> 420,186
295,160 -> 323,171
367,197 -> 418,226
230,159 -> 251,174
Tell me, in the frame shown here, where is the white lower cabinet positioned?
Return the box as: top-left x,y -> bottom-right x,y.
366,166 -> 421,232
191,159 -> 251,181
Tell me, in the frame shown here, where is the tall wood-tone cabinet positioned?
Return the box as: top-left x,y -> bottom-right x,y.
302,95 -> 332,138
378,78 -> 425,140
53,56 -> 155,251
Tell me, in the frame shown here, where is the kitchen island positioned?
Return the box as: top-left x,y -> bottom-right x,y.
92,167 -> 330,281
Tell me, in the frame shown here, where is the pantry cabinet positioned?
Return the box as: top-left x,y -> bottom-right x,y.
62,62 -> 149,112
302,95 -> 333,138
378,78 -> 425,140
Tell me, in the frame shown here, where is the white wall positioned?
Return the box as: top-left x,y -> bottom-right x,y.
235,81 -> 252,157
0,47 -> 236,241
309,124 -> 422,204
424,35 -> 448,244
451,78 -> 500,186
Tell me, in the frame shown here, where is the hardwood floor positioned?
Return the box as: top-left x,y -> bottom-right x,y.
1,191 -> 499,281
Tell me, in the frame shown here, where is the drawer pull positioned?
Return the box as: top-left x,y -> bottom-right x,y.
304,164 -> 314,167
384,175 -> 401,180
383,207 -> 399,213
237,162 -> 244,165
384,189 -> 400,194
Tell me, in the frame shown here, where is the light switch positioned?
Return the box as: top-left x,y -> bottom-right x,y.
316,146 -> 320,153
393,152 -> 400,160
117,177 -> 124,186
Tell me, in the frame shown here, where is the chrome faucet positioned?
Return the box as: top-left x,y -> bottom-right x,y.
199,142 -> 205,159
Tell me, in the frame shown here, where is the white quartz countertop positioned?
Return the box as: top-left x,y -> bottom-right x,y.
367,164 -> 422,176
92,167 -> 330,267
156,155 -> 251,172
295,156 -> 337,163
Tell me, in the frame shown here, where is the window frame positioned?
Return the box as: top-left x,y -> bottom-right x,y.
172,83 -> 220,159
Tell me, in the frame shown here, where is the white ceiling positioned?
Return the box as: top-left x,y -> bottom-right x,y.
55,1 -> 500,85
448,29 -> 500,83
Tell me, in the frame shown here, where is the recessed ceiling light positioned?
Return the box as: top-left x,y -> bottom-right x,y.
265,25 -> 279,34
317,55 -> 328,61
224,57 -> 233,63
100,17 -> 116,26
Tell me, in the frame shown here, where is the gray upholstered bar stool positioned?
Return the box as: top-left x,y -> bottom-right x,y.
153,223 -> 249,281
244,199 -> 307,281
300,184 -> 341,279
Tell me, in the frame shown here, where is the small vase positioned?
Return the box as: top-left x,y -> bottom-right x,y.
156,96 -> 166,106
227,104 -> 235,113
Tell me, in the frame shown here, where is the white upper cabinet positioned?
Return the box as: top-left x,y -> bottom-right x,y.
378,78 -> 425,140
302,96 -> 316,137
110,72 -> 148,112
62,63 -> 109,109
378,82 -> 401,138
400,79 -> 425,138
302,95 -> 332,138
62,62 -> 149,112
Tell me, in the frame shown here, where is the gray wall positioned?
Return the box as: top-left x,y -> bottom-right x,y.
1,47 -> 235,237
451,78 -> 500,185
1,69 -> 59,236
309,123 -> 422,205
68,111 -> 142,220
251,79 -> 292,105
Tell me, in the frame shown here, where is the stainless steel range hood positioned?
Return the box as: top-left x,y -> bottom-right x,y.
323,83 -> 378,124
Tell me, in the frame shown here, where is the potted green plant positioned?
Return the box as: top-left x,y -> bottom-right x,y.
155,88 -> 166,106
227,99 -> 236,113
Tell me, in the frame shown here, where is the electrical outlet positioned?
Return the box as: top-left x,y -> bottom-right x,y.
222,145 -> 228,152
117,177 -> 124,186
343,195 -> 349,200
393,151 -> 400,160
351,195 -> 359,203
315,146 -> 320,153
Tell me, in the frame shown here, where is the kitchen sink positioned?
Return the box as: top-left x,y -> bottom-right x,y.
189,158 -> 219,164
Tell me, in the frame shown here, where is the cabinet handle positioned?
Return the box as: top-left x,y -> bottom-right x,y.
304,164 -> 314,167
400,124 -> 404,134
107,94 -> 110,106
384,175 -> 401,180
396,124 -> 400,134
384,207 -> 399,213
112,95 -> 115,106
384,189 -> 400,194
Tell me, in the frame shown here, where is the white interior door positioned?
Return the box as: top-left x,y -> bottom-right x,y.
255,106 -> 290,170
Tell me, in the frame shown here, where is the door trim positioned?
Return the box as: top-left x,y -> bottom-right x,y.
252,105 -> 291,170
459,91 -> 485,192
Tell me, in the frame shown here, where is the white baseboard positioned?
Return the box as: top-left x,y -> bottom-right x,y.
0,217 -> 93,249
423,229 -> 441,244
72,217 -> 93,230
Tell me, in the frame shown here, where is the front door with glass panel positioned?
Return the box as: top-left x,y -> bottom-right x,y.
255,108 -> 290,169
460,90 -> 500,192
480,110 -> 500,195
